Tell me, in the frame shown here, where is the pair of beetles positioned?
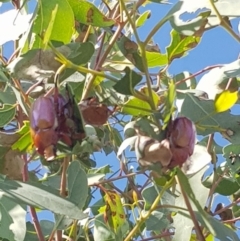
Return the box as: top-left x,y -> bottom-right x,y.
30,85 -> 110,160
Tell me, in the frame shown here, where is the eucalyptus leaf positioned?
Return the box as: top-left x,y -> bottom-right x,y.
113,67 -> 142,95
0,176 -> 87,220
27,0 -> 74,50
196,60 -> 240,99
68,0 -> 114,27
67,161 -> 88,209
166,29 -> 201,63
0,196 -> 26,241
0,104 -> 16,127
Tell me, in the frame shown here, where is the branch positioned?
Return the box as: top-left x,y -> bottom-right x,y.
209,0 -> 240,43
175,64 -> 223,86
124,177 -> 174,241
177,176 -> 205,241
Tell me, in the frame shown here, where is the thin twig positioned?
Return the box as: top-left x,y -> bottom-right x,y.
89,172 -> 142,186
209,0 -> 240,43
176,176 -> 205,241
213,198 -> 240,216
60,156 -> 70,197
175,65 -> 223,86
140,232 -> 174,241
22,154 -> 45,241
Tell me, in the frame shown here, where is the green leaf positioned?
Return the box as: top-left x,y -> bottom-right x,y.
173,72 -> 197,99
170,10 -> 209,36
202,164 -> 240,196
145,51 -> 167,67
0,176 -> 87,220
68,0 -> 114,27
180,94 -> 240,143
67,161 -> 88,209
166,29 -> 201,63
94,214 -> 115,241
145,210 -> 170,232
0,104 -> 16,127
136,10 -> 151,28
0,90 -> 16,105
122,97 -> 152,116
8,42 -> 93,82
0,68 -> 9,82
87,173 -> 105,185
42,5 -> 58,49
111,127 -> 123,149
88,165 -> 112,175
169,0 -> 240,33
223,144 -> 240,175
0,196 -> 26,241
10,85 -> 29,116
12,121 -> 32,152
25,220 -> 55,241
214,90 -> 238,113
162,80 -> 176,129
29,0 -> 74,49
142,185 -> 175,211
113,67 -> 142,95
116,36 -> 144,71
134,117 -> 158,139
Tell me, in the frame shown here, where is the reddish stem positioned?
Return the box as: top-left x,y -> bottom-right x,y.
175,65 -> 223,86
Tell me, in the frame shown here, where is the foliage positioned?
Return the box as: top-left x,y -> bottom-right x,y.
0,0 -> 239,240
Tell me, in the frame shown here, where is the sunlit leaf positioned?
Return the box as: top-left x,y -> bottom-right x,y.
214,90 -> 238,113
196,60 -> 240,99
136,10 -> 151,28
28,0 -> 75,50
162,80 -> 176,129
140,87 -> 159,108
68,0 -> 114,27
117,136 -> 137,158
0,196 -> 26,241
42,5 -> 58,49
103,190 -> 126,232
145,51 -> 168,67
12,121 -> 32,152
122,97 -> 152,116
166,29 -> 201,63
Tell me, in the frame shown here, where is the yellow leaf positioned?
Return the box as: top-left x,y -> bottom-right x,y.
214,90 -> 238,113
104,190 -> 126,232
190,233 -> 214,241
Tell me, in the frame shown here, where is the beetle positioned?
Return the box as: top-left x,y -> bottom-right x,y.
30,95 -> 58,160
30,85 -> 86,160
